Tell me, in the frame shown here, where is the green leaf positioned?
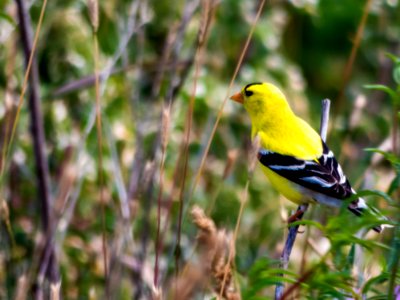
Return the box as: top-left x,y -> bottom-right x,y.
364,84 -> 399,105
388,173 -> 400,195
264,268 -> 299,278
344,244 -> 355,273
385,52 -> 400,64
355,189 -> 395,205
362,273 -> 389,294
367,295 -> 393,300
393,63 -> 400,85
384,52 -> 400,84
289,219 -> 325,231
365,148 -> 400,167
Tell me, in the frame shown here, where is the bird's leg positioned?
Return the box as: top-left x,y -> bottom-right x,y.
287,204 -> 309,233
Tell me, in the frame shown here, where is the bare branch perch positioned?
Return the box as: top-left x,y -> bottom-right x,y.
274,99 -> 331,300
320,99 -> 331,141
15,0 -> 60,294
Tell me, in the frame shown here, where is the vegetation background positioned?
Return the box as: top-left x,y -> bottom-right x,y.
0,0 -> 399,299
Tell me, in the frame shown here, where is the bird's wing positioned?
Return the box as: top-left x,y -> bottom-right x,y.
258,141 -> 353,200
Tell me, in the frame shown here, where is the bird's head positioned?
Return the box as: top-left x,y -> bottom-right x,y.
230,82 -> 292,123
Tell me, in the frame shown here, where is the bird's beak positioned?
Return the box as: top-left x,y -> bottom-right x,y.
229,92 -> 244,104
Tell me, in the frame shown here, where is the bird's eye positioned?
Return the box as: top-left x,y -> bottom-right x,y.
245,90 -> 253,97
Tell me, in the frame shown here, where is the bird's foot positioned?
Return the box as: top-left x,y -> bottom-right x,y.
287,209 -> 305,224
287,205 -> 308,233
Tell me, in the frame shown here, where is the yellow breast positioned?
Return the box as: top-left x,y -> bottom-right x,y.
261,165 -> 309,204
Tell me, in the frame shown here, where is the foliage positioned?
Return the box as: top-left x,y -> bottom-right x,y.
0,0 -> 399,299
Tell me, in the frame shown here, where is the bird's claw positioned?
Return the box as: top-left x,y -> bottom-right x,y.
287,209 -> 305,224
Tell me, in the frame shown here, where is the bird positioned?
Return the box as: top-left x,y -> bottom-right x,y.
230,82 -> 389,233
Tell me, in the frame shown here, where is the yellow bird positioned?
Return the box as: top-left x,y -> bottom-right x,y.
230,82 -> 387,232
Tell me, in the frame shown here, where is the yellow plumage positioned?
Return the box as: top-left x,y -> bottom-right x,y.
230,82 -> 388,232
261,167 -> 305,204
234,83 -> 322,204
245,83 -> 322,159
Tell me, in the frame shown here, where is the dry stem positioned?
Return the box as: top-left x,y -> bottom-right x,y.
170,206 -> 240,299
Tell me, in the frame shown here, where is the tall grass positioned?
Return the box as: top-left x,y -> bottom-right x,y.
0,0 -> 398,299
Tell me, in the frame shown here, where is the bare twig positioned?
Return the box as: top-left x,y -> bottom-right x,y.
152,0 -> 199,253
335,0 -> 372,114
188,0 -> 266,205
15,0 -> 60,294
157,0 -> 266,290
71,0 -> 146,207
218,135 -> 260,298
129,1 -> 200,293
167,0 -> 266,285
175,0 -> 215,275
51,66 -> 133,97
92,15 -> 110,296
154,106 -> 170,288
1,35 -> 17,185
48,3 -> 149,297
2,0 -> 48,183
298,207 -> 315,277
274,99 -> 331,300
103,121 -> 130,221
170,206 -> 239,299
319,100 -> 331,142
127,0 -> 197,209
88,0 -> 109,289
0,37 -> 18,246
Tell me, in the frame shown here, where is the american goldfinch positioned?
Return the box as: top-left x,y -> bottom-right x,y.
230,82 -> 387,232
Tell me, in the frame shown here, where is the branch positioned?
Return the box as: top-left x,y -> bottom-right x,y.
320,99 -> 331,142
126,1 -> 200,295
15,0 -> 60,291
335,0 -> 372,114
274,99 -> 331,300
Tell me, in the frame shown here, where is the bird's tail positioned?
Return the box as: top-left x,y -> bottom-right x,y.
347,197 -> 392,233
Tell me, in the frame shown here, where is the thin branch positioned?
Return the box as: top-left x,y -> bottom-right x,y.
299,207 -> 315,276
71,0 -> 147,210
93,26 -> 110,295
15,0 -> 60,296
0,37 -> 18,247
50,65 -> 134,97
219,136 -> 260,298
157,0 -> 266,288
104,120 -> 130,221
167,1 -> 266,282
335,0 -> 372,114
128,1 -> 200,292
48,3 -> 149,296
319,99 -> 331,142
274,99 -> 331,300
154,107 -> 170,288
175,0 -> 214,275
2,0 -> 48,182
188,0 -> 266,205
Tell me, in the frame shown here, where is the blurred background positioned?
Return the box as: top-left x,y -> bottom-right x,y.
0,0 -> 399,299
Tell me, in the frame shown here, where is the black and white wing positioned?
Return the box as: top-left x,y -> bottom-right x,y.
258,141 -> 353,200
258,140 -> 388,233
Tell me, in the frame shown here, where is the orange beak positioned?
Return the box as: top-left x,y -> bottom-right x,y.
229,92 -> 244,104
